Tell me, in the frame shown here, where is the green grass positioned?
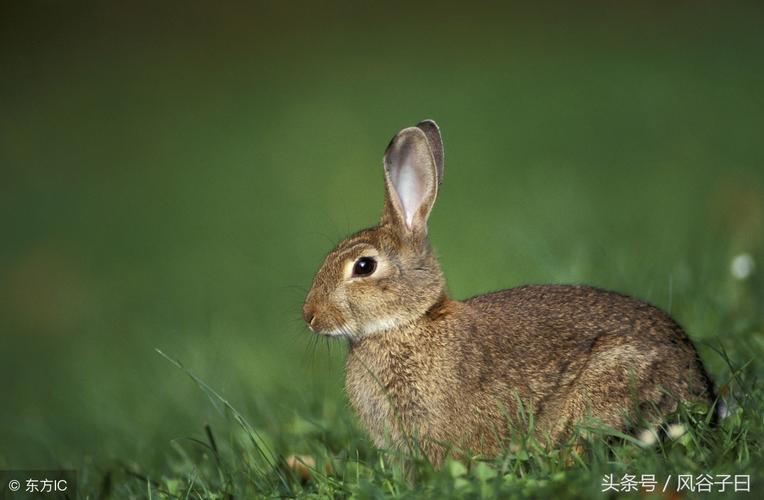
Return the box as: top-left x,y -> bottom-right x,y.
134,344 -> 761,499
1,1 -> 763,498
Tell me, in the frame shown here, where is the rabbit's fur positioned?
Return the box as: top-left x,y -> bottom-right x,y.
303,120 -> 714,468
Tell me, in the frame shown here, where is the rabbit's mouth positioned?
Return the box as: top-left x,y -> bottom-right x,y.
303,301 -> 344,334
304,307 -> 354,338
315,316 -> 407,340
311,323 -> 357,339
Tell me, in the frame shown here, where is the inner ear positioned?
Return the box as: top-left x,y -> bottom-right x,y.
383,127 -> 438,231
388,154 -> 429,227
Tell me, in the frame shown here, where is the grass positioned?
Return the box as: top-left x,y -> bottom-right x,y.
88,341 -> 763,498
1,1 -> 763,498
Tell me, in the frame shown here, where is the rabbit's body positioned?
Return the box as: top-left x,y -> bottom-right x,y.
304,120 -> 714,467
346,284 -> 712,467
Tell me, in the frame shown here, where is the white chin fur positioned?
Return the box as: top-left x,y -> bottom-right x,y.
360,316 -> 403,336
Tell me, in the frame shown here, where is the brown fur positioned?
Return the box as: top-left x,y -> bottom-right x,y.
303,121 -> 714,468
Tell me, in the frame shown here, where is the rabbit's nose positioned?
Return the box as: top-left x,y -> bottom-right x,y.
303,305 -> 316,331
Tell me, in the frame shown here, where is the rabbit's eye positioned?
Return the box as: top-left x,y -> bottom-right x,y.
352,257 -> 377,277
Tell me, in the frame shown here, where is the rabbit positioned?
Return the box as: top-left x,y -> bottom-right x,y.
302,120 -> 715,468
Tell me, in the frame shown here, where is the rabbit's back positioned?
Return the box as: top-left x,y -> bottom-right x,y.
462,285 -> 714,431
466,284 -> 705,367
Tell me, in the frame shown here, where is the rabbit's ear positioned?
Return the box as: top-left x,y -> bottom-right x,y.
382,126 -> 439,235
416,119 -> 444,187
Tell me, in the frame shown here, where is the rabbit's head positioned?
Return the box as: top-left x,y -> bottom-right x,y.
303,121 -> 446,339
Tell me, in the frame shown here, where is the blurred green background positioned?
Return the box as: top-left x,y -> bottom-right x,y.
1,0 -> 763,475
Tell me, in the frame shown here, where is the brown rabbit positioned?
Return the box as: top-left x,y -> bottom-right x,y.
303,120 -> 714,468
